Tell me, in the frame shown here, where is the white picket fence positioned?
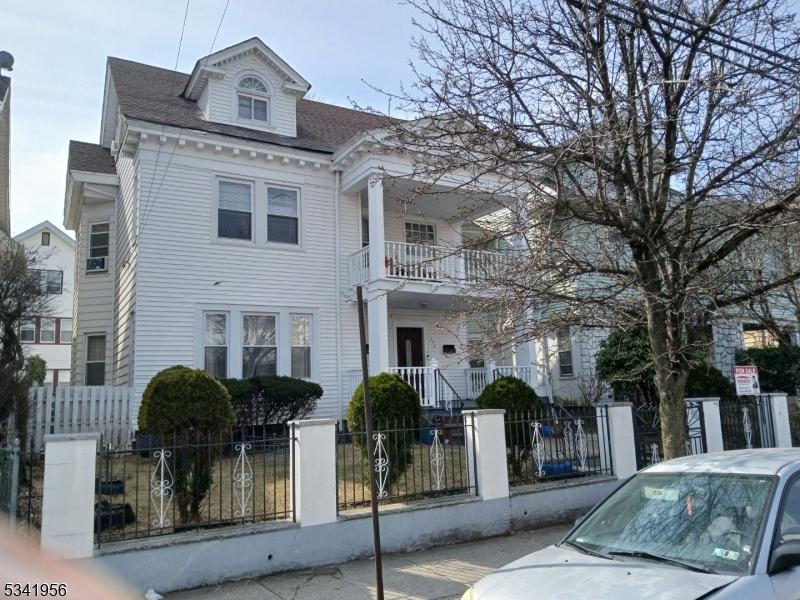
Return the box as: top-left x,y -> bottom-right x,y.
26,386 -> 135,452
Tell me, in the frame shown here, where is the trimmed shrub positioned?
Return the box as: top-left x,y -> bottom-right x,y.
220,375 -> 322,429
735,346 -> 800,395
685,364 -> 736,402
347,373 -> 423,486
476,376 -> 543,478
138,366 -> 234,523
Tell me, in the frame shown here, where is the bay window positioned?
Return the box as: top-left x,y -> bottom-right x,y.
242,314 -> 277,377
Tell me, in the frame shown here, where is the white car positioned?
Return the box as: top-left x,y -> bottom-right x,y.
464,449 -> 800,599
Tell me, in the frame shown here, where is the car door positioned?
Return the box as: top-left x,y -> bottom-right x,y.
770,473 -> 800,600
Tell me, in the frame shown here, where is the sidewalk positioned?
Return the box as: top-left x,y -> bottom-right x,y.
170,524 -> 570,599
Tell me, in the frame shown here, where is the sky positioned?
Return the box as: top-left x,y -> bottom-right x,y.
2,0 -> 420,237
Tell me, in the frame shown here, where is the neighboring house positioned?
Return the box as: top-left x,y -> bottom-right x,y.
64,38 -> 519,422
0,70 -> 11,238
13,221 -> 75,386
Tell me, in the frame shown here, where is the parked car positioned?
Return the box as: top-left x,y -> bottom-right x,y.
463,449 -> 800,599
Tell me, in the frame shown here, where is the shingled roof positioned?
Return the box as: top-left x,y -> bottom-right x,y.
107,57 -> 390,155
67,140 -> 117,174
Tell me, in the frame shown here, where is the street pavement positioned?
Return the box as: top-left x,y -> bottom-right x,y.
169,524 -> 570,599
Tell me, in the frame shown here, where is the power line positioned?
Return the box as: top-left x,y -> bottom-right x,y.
135,0 -> 191,246
136,0 -> 231,245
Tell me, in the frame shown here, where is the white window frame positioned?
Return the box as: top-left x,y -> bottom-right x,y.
557,328 -> 574,378
241,312 -> 279,377
195,305 -> 318,381
87,222 -> 110,273
20,319 -> 35,343
41,231 -> 50,246
203,311 -> 230,379
290,314 -> 313,379
85,334 -> 107,386
266,185 -> 301,246
233,74 -> 271,127
214,177 -> 255,244
39,318 -> 56,344
404,220 -> 437,245
59,318 -> 73,344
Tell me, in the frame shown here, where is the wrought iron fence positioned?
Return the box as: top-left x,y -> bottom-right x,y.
720,396 -> 776,450
336,416 -> 476,511
13,450 -> 44,539
95,429 -> 294,543
633,400 -> 707,469
503,406 -> 613,487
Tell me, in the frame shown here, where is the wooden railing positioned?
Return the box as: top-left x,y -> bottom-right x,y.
347,242 -> 506,286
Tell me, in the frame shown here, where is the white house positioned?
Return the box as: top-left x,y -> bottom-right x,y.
64,38 -> 525,422
13,221 -> 75,386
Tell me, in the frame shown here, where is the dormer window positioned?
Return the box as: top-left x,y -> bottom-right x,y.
236,76 -> 269,123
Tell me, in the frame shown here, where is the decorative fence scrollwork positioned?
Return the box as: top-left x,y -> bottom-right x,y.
373,432 -> 389,499
233,442 -> 254,519
429,428 -> 446,491
150,449 -> 173,529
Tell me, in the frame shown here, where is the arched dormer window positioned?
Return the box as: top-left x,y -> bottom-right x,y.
236,76 -> 269,123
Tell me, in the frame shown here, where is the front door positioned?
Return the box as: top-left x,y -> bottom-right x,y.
396,327 -> 425,400
397,327 -> 424,367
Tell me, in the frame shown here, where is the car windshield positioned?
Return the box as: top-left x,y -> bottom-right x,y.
565,471 -> 776,575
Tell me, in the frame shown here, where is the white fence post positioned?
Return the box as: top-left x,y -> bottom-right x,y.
40,433 -> 99,558
289,419 -> 337,527
602,403 -> 637,479
463,409 -> 509,501
765,393 -> 793,448
696,398 -> 724,453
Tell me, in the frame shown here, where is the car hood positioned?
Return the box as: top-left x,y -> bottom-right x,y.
470,545 -> 740,600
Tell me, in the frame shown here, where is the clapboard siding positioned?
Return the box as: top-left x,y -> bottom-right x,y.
112,153 -> 138,386
204,51 -> 297,138
133,144 -> 343,416
72,201 -> 116,386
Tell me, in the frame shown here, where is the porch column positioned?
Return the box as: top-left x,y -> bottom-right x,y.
367,174 -> 386,281
367,289 -> 390,374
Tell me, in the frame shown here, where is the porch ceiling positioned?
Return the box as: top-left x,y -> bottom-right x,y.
381,178 -> 507,221
386,290 -> 468,311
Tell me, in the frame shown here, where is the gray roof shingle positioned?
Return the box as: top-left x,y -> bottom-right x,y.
67,140 -> 116,174
107,57 -> 389,155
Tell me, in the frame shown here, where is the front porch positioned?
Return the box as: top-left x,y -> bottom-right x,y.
344,364 -> 548,411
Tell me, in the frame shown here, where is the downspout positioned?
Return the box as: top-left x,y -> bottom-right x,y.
334,169 -> 343,424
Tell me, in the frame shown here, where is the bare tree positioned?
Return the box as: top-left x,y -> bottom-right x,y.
372,0 -> 800,458
0,240 -> 50,446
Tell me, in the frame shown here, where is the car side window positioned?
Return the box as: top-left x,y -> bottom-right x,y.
778,476 -> 800,544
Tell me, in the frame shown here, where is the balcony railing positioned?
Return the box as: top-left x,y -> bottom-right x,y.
348,242 -> 506,287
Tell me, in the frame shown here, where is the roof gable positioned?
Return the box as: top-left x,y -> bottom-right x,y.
184,37 -> 310,100
13,220 -> 75,247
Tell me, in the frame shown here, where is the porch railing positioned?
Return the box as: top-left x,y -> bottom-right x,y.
347,242 -> 506,286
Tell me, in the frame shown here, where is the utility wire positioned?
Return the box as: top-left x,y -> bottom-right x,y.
136,0 -> 231,245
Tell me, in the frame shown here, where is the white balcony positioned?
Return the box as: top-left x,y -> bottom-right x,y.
348,241 -> 507,288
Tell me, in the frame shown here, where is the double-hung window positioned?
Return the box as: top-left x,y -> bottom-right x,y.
85,335 -> 106,385
405,222 -> 436,245
87,223 -> 109,271
291,315 -> 312,378
20,319 -> 35,343
204,313 -> 228,379
40,318 -> 56,343
242,314 -> 277,377
557,328 -> 574,377
218,180 -> 253,240
59,318 -> 73,344
41,231 -> 50,246
267,187 -> 299,244
45,270 -> 63,294
237,76 -> 269,123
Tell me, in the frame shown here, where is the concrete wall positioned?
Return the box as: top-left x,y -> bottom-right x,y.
91,478 -> 617,594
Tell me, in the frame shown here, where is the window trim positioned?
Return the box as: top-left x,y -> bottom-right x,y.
404,220 -> 437,245
266,185 -> 301,246
290,313 -> 313,379
84,333 -> 107,386
556,327 -> 574,378
241,312 -> 279,377
196,305 -> 318,381
39,318 -> 56,344
232,73 -> 272,127
41,231 -> 51,246
203,311 -> 230,379
20,319 -> 36,343
58,317 -> 73,345
87,221 -> 110,273
214,177 -> 255,244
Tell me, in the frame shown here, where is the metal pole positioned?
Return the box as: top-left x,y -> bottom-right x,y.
356,285 -> 384,600
9,437 -> 19,527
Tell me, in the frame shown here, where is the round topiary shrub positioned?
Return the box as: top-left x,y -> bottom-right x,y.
476,376 -> 543,478
347,373 -> 423,488
138,365 -> 235,523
